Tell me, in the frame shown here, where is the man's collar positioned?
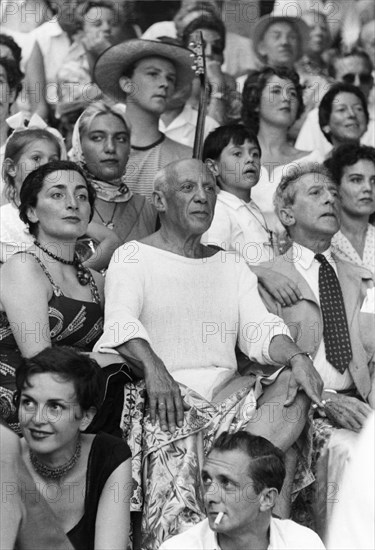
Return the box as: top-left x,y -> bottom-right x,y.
43,19 -> 64,37
218,190 -> 252,210
292,243 -> 334,270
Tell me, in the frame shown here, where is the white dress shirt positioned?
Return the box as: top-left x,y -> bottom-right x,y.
201,190 -> 275,265
159,104 -> 219,148
160,517 -> 325,549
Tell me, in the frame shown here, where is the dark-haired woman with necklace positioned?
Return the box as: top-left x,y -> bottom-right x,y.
16,346 -> 131,550
0,160 -> 123,432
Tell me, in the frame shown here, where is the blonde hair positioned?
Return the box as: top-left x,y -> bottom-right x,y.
3,129 -> 62,205
78,100 -> 131,138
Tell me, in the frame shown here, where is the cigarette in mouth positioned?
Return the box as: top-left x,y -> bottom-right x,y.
214,512 -> 224,526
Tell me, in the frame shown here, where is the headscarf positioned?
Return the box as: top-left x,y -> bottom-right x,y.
69,107 -> 133,203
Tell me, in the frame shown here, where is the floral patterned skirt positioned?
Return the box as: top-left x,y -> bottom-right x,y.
121,374 -> 313,550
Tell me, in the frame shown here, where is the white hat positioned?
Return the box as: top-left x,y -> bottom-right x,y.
252,14 -> 309,64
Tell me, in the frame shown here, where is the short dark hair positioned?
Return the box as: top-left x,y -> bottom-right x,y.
242,67 -> 304,134
180,14 -> 226,52
318,82 -> 369,143
0,56 -> 24,98
15,346 -> 106,412
203,124 -> 261,161
0,33 -> 22,65
324,144 -> 375,185
19,160 -> 96,236
328,47 -> 373,79
208,431 -> 285,494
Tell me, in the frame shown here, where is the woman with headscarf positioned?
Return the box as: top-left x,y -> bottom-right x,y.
69,101 -> 157,253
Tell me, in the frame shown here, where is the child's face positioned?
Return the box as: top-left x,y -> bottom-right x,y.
13,139 -> 60,196
215,139 -> 261,195
83,6 -> 118,43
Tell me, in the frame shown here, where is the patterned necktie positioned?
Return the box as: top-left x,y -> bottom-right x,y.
315,253 -> 352,373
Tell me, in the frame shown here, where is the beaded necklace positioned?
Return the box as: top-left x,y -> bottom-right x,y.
29,435 -> 81,480
34,240 -> 100,303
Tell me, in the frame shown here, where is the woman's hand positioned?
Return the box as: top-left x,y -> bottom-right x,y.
82,221 -> 121,271
82,31 -> 112,57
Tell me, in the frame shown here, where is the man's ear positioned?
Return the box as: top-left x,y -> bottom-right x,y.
278,206 -> 295,229
152,189 -> 167,213
257,40 -> 268,60
79,407 -> 97,431
205,158 -> 220,178
259,487 -> 278,512
119,76 -> 135,96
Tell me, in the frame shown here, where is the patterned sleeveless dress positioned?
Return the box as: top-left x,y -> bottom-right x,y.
0,252 -> 104,432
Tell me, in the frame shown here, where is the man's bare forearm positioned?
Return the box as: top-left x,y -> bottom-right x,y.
268,334 -> 304,365
115,338 -> 160,377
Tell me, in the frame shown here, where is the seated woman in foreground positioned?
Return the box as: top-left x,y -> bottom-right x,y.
0,160 -> 123,431
16,346 -> 131,550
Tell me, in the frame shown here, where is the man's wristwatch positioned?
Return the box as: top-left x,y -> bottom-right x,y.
286,351 -> 313,366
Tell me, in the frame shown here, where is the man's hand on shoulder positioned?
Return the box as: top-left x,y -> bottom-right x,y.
255,267 -> 302,307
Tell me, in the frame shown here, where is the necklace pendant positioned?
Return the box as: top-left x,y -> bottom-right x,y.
106,222 -> 115,230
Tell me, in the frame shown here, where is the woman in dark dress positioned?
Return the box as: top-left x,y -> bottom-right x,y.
16,346 -> 131,550
0,160 -> 123,430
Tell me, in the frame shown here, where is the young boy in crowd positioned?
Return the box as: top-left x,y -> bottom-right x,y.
202,124 -> 302,307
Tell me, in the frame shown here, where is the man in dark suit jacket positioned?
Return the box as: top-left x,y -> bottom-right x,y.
259,163 -> 375,431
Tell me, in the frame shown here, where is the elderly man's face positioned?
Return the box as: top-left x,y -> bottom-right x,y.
258,21 -> 300,67
202,449 -> 263,536
163,159 -> 217,235
285,173 -> 340,242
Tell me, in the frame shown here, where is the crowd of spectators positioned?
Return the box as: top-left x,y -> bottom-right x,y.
0,1 -> 374,550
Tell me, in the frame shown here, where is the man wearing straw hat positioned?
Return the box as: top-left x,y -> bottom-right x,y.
94,38 -> 193,199
236,13 -> 308,93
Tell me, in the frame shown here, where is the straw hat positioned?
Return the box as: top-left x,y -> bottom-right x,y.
94,38 -> 195,103
252,15 -> 309,64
